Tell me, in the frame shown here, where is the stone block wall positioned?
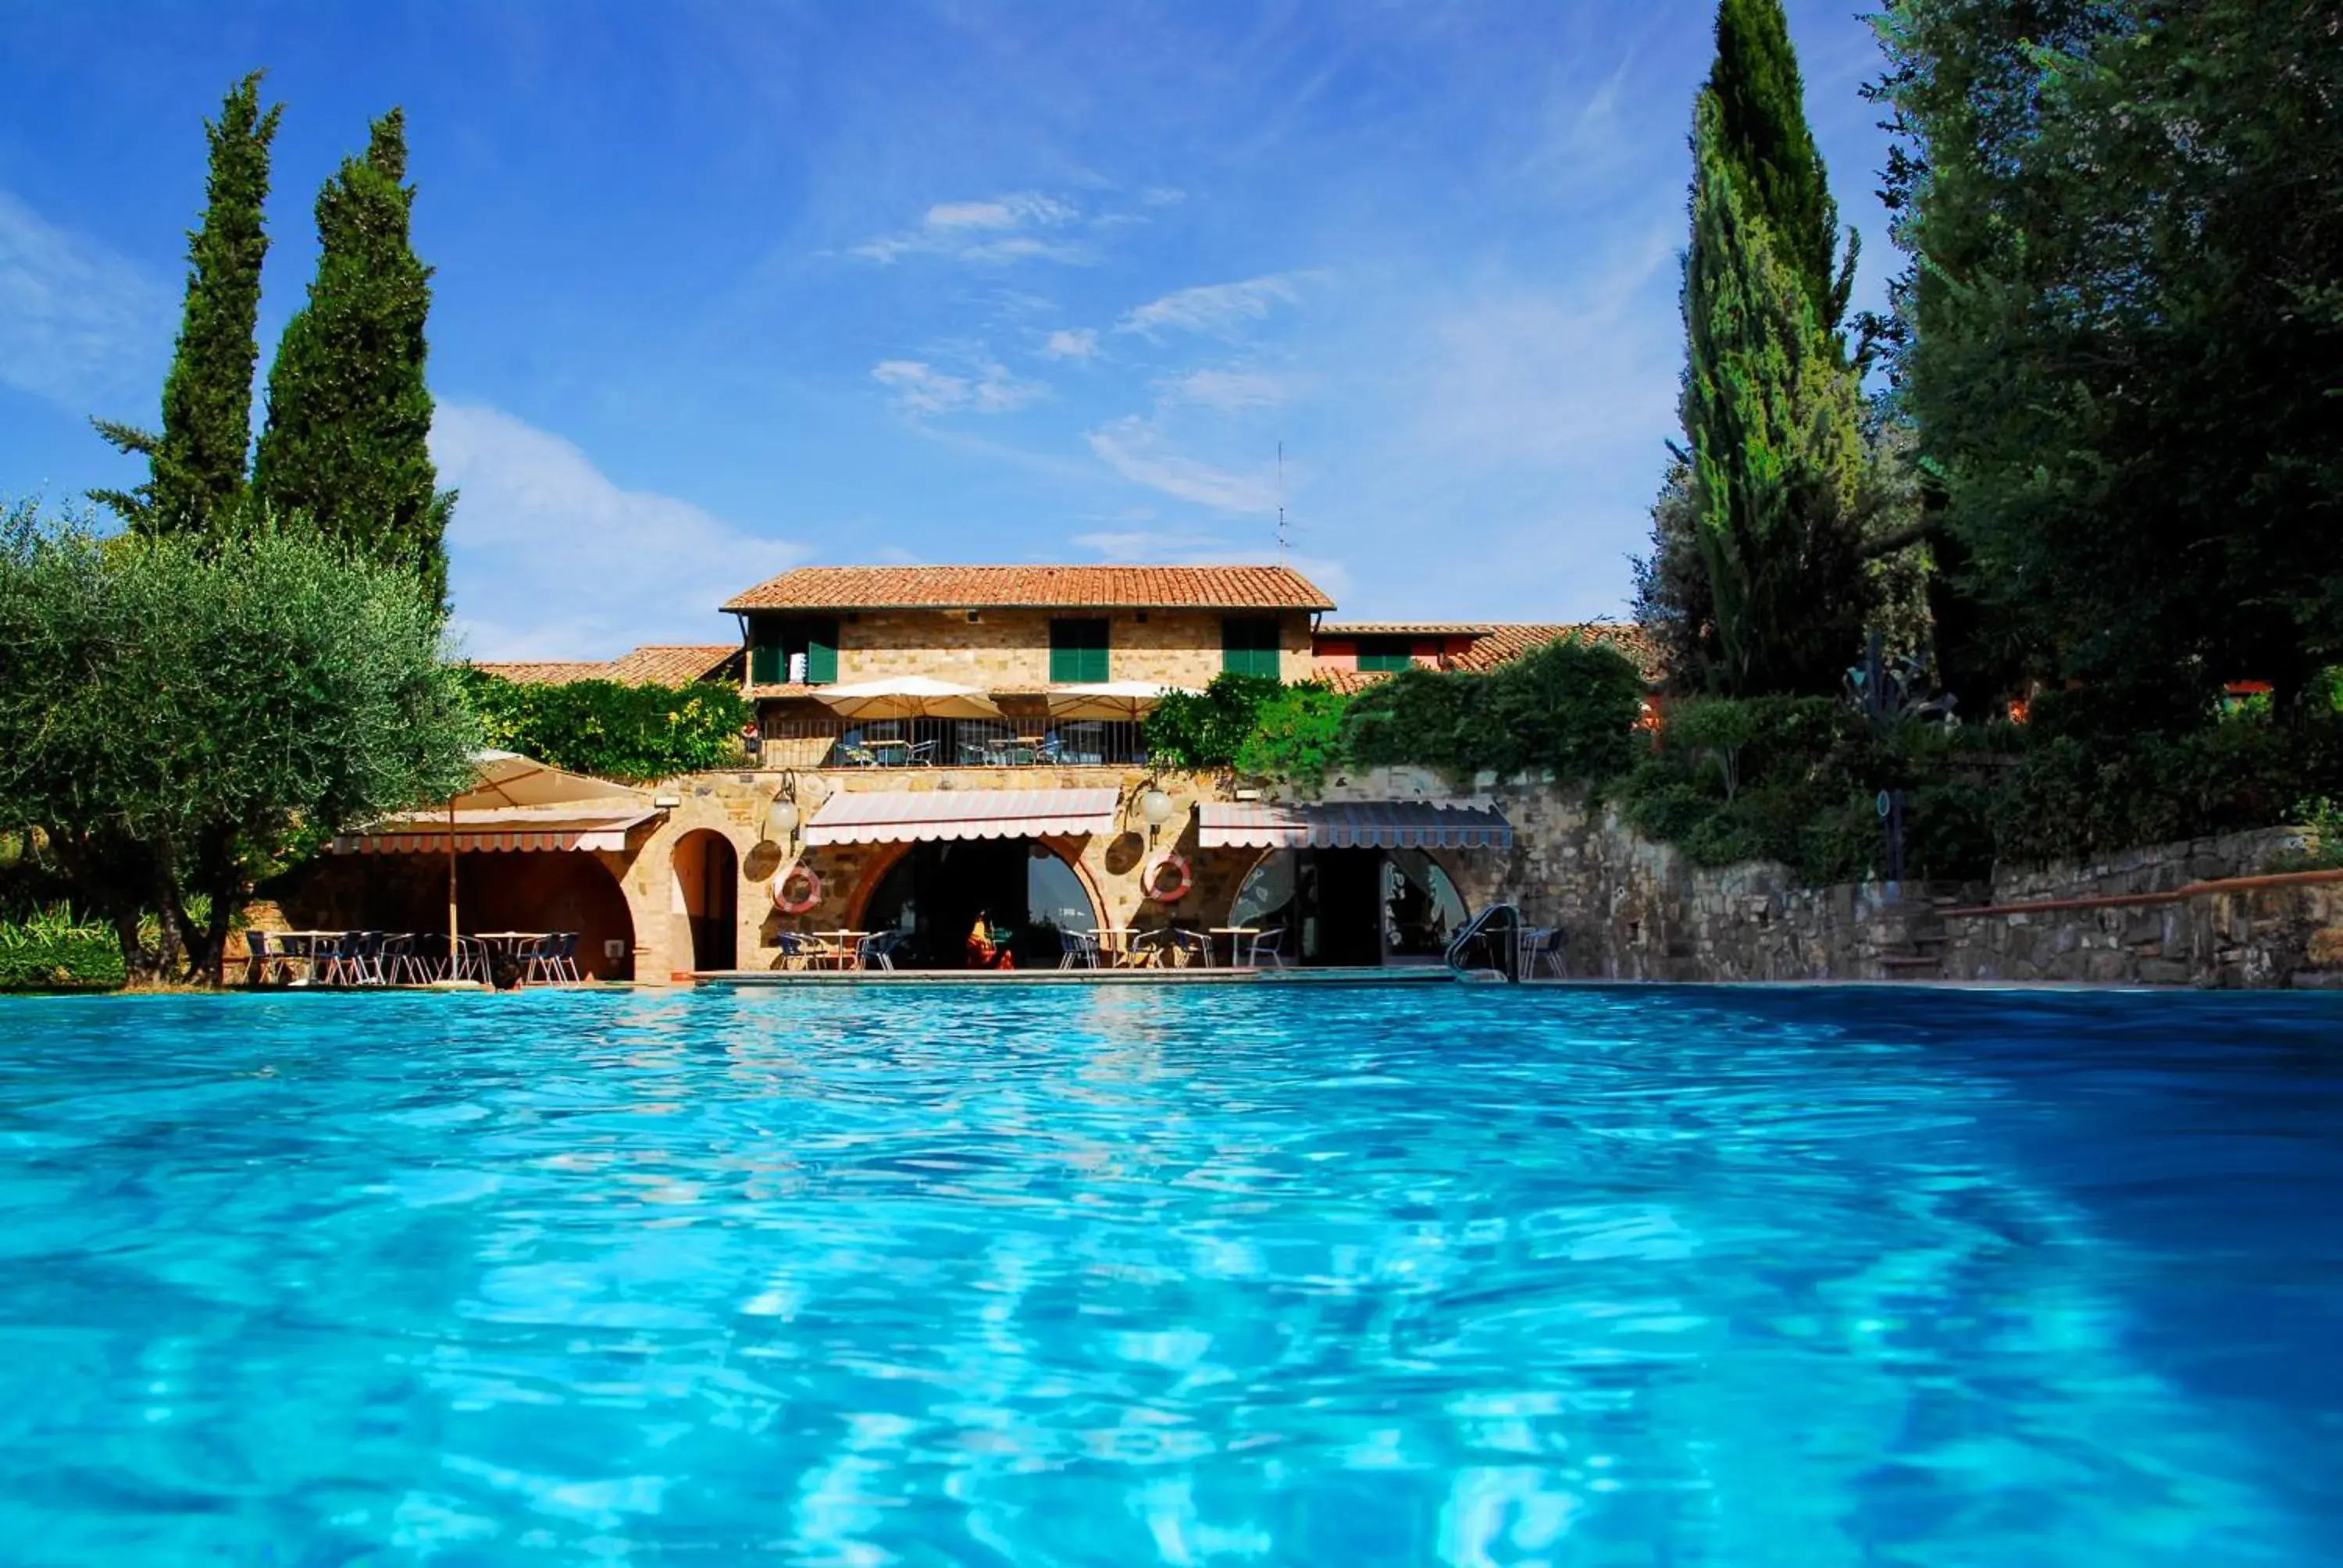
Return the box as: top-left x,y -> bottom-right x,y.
833,609 -> 1312,688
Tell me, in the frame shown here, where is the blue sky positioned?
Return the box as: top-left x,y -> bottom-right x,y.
0,1 -> 1895,660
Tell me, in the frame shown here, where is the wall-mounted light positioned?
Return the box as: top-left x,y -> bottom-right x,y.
653,794 -> 683,810
764,795 -> 801,846
1139,786 -> 1173,843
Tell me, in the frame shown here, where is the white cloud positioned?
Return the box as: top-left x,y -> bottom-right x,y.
853,191 -> 1085,265
0,190 -> 172,413
872,357 -> 1043,416
1040,327 -> 1097,360
1085,415 -> 1278,514
1070,527 -> 1228,557
433,404 -> 801,660
1157,367 -> 1286,411
1115,273 -> 1311,338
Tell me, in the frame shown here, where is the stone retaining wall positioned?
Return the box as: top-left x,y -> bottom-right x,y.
1317,768 -> 2342,987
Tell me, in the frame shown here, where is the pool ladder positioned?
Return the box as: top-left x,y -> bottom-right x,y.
1445,903 -> 1522,983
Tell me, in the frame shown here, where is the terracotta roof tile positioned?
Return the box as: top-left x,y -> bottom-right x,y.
1312,622 -> 1660,690
1315,622 -> 1495,636
722,564 -> 1335,613
473,644 -> 741,689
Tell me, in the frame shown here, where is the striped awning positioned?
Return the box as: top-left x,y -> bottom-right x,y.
1196,799 -> 1513,850
804,788 -> 1120,845
330,808 -> 661,855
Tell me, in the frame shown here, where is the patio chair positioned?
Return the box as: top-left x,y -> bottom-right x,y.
1244,927 -> 1286,968
243,929 -> 281,986
1521,926 -> 1567,980
775,931 -> 812,971
1058,929 -> 1098,969
450,935 -> 493,985
380,934 -> 425,985
830,728 -> 879,768
1165,928 -> 1214,969
858,928 -> 904,971
904,739 -> 939,766
320,930 -> 383,987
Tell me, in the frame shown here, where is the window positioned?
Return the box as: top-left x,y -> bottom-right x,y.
1221,617 -> 1282,678
1356,636 -> 1415,673
1050,618 -> 1110,683
750,618 -> 840,685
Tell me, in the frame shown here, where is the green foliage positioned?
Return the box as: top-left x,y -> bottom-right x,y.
1709,0 -> 1849,328
253,109 -> 453,609
0,499 -> 479,985
0,906 -> 124,992
458,669 -> 752,784
1232,684 -> 1350,784
1682,85 -> 1870,698
1875,0 -> 2343,715
1346,639 -> 1647,784
1140,673 -> 1282,770
91,73 -> 282,537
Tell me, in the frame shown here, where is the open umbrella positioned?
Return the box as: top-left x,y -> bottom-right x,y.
1043,681 -> 1199,721
435,753 -> 649,979
813,676 -> 1004,721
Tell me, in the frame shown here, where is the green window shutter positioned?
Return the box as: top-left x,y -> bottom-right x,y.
1051,618 -> 1109,683
1357,636 -> 1414,673
750,635 -> 779,685
1222,617 -> 1282,678
805,621 -> 839,685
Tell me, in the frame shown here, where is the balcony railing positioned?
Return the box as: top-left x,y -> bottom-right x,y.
758,716 -> 1149,770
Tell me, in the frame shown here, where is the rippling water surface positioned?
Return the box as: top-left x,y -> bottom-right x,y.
2,984 -> 2339,1564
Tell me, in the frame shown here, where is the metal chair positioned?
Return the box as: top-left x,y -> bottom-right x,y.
904,739 -> 939,766
858,928 -> 904,971
243,929 -> 281,986
1164,928 -> 1213,968
775,931 -> 812,971
1519,926 -> 1567,980
1244,927 -> 1286,968
1058,929 -> 1098,969
380,934 -> 427,985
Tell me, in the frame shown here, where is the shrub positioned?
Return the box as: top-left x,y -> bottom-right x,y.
1346,638 -> 1646,784
0,906 -> 126,990
1140,673 -> 1281,770
1233,683 -> 1351,784
460,670 -> 752,783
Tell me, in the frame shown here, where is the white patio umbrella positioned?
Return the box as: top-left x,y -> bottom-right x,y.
433,752 -> 648,978
1043,681 -> 1199,721
813,676 -> 1004,721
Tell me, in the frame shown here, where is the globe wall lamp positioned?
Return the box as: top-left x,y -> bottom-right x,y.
1139,785 -> 1174,843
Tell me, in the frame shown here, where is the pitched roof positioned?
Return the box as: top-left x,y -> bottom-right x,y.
473,644 -> 740,689
1316,622 -> 1496,636
1313,622 -> 1660,692
722,564 -> 1335,613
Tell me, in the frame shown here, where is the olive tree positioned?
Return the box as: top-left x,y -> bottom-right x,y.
0,501 -> 479,984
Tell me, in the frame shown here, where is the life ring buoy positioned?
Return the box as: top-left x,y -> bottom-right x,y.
772,860 -> 824,914
1140,850 -> 1193,903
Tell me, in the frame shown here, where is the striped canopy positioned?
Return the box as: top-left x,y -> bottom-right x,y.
804,787 -> 1120,845
1196,799 -> 1513,850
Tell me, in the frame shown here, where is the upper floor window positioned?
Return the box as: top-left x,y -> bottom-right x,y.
1221,617 -> 1282,678
750,617 -> 839,685
1050,618 -> 1110,683
1356,635 -> 1415,673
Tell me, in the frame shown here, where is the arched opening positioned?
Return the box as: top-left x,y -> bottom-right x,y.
274,850 -> 639,980
1230,846 -> 1469,968
858,838 -> 1100,968
670,829 -> 739,971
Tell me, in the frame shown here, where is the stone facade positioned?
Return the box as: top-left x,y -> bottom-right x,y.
827,608 -> 1311,689
1318,768 -> 2343,989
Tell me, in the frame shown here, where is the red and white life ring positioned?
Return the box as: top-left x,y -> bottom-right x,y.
1140,850 -> 1193,903
772,859 -> 824,914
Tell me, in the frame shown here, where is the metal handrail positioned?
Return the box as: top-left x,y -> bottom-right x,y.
1446,902 -> 1521,983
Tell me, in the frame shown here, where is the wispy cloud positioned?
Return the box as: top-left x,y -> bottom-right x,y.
1115,273 -> 1311,338
0,190 -> 172,415
1040,327 -> 1097,360
1085,415 -> 1278,513
852,190 -> 1087,265
872,358 -> 1045,416
1156,367 -> 1287,411
433,404 -> 801,658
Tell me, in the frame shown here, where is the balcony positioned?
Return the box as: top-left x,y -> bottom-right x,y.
758,716 -> 1149,771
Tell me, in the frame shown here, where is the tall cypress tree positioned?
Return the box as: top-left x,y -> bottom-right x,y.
1680,87 -> 1867,697
91,73 -> 281,535
1708,0 -> 1852,331
253,108 -> 451,608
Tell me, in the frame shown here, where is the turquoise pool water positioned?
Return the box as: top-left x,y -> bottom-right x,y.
1,985 -> 2338,1564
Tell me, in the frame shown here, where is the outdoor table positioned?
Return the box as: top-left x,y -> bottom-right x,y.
470,931 -> 550,969
866,739 -> 912,766
815,930 -> 869,970
273,930 -> 342,981
1208,926 -> 1261,967
1089,928 -> 1156,969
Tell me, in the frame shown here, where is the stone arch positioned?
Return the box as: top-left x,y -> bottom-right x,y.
669,828 -> 740,972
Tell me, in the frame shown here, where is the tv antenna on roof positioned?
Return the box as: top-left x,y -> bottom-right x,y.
1275,440 -> 1289,561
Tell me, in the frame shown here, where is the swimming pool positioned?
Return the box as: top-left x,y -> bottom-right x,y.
1,985 -> 2337,1563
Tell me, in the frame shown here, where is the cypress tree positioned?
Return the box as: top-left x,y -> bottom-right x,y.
91,73 -> 282,534
253,108 -> 452,608
1680,89 -> 1867,697
1707,0 -> 1852,330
